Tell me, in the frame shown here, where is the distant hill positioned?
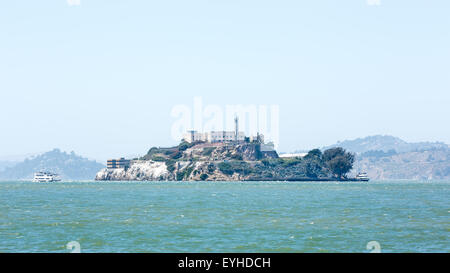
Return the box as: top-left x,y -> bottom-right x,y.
321,135 -> 450,180
323,135 -> 448,154
352,149 -> 450,180
0,161 -> 18,172
0,149 -> 105,181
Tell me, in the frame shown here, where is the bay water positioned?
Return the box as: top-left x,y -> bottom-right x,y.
0,180 -> 448,252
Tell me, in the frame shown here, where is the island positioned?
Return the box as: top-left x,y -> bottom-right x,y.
95,122 -> 356,181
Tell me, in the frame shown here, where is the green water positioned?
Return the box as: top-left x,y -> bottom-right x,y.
0,180 -> 448,253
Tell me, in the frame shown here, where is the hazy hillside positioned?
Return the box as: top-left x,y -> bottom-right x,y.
324,135 -> 450,180
0,161 -> 18,172
324,135 -> 448,154
352,148 -> 450,180
0,149 -> 105,181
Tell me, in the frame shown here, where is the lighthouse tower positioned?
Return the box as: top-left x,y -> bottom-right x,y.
234,116 -> 239,142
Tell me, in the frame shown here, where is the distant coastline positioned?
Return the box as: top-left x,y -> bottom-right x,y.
1,136 -> 448,182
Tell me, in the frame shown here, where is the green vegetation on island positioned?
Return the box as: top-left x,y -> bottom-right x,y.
96,141 -> 356,181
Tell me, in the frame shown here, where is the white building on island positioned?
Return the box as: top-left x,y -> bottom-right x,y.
183,130 -> 246,143
182,117 -> 272,150
183,117 -> 247,143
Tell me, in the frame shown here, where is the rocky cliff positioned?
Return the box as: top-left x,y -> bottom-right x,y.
95,161 -> 172,181
95,160 -> 252,181
96,142 -> 278,181
95,143 -> 358,181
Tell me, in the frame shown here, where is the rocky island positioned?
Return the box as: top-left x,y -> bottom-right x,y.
95,141 -> 355,182
96,118 -> 356,182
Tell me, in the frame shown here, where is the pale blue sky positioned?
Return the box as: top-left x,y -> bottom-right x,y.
1,0 -> 449,162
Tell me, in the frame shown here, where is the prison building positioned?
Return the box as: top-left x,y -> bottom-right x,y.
107,158 -> 131,169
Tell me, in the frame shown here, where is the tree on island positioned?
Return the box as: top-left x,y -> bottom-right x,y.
303,149 -> 326,178
304,149 -> 322,159
323,147 -> 355,179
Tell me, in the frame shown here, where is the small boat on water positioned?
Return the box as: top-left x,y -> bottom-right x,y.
355,172 -> 370,182
33,171 -> 61,182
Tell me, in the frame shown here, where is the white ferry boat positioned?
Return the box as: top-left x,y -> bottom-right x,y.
33,172 -> 61,182
355,172 -> 370,182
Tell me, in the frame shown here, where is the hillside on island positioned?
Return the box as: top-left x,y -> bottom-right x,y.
0,149 -> 105,181
96,142 -> 355,181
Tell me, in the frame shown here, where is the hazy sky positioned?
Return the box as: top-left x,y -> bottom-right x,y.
1,0 -> 449,162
